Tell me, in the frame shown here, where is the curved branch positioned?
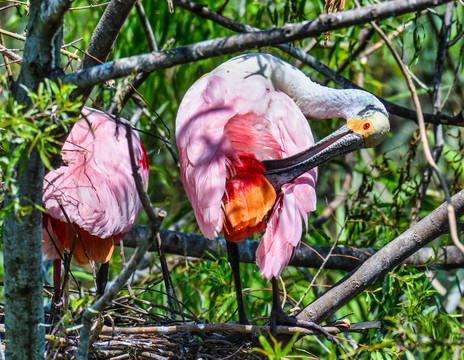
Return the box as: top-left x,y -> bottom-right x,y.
61,0 -> 452,89
297,189 -> 464,324
122,222 -> 464,271
173,0 -> 464,127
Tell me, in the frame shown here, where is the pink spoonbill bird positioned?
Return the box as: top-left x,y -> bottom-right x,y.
176,53 -> 389,336
42,107 -> 149,301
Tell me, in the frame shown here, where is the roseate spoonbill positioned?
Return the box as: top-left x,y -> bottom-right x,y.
176,53 -> 389,336
42,107 -> 149,300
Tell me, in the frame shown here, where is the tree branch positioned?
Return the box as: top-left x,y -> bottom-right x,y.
173,0 -> 464,127
61,0 -> 452,89
107,0 -> 159,115
0,44 -> 22,64
72,0 -> 138,100
122,224 -> 464,271
4,0 -> 74,357
40,0 -> 74,24
297,189 -> 464,324
77,121 -> 166,359
96,320 -> 380,336
411,2 -> 455,222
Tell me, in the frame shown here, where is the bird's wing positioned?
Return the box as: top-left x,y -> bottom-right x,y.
256,174 -> 317,280
176,69 -> 284,239
176,74 -> 235,239
255,92 -> 318,280
43,108 -> 149,239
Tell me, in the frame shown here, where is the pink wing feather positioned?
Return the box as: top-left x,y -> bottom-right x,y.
176,63 -> 318,280
42,107 -> 149,262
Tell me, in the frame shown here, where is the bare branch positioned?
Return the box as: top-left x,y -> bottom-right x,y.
369,13 -> 463,255
297,189 -> 464,324
122,224 -> 464,271
312,159 -> 352,227
173,0 -> 464,126
61,0 -> 452,89
73,0 -> 137,100
96,321 -> 381,336
79,0 -> 136,70
0,44 -> 22,64
412,2 -> 455,223
135,0 -> 157,52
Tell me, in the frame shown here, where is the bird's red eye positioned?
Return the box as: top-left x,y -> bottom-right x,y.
363,122 -> 370,130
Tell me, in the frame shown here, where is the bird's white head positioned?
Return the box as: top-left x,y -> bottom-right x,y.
346,106 -> 390,148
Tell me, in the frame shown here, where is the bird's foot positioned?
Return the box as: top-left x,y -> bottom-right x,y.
271,307 -> 339,345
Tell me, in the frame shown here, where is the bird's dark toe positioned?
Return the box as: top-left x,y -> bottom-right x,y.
272,308 -> 339,345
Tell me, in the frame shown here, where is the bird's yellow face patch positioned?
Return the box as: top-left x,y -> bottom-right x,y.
347,111 -> 390,148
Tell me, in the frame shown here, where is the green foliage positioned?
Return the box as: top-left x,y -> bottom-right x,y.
252,333 -> 300,359
0,77 -> 82,224
353,267 -> 463,359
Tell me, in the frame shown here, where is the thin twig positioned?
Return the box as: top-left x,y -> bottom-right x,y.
135,0 -> 157,52
0,29 -> 80,60
76,122 -> 165,360
329,28 -> 374,81
294,221 -> 347,309
312,160 -> 353,227
369,19 -> 464,255
0,44 -> 22,65
441,44 -> 464,108
358,20 -> 415,60
411,2 -> 455,223
69,2 -> 110,10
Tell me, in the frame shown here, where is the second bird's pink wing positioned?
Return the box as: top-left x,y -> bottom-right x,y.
43,107 -> 149,262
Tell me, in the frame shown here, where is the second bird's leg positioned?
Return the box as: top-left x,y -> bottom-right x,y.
52,258 -> 62,305
226,241 -> 250,325
270,277 -> 336,343
96,261 -> 109,297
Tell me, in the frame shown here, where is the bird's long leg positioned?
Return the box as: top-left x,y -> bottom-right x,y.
270,277 -> 336,343
52,259 -> 62,305
96,261 -> 109,297
226,241 -> 250,325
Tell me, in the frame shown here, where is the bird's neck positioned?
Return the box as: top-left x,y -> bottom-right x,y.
270,63 -> 372,120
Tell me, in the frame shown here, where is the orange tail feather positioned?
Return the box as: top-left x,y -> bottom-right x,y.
223,155 -> 276,242
44,215 -> 114,265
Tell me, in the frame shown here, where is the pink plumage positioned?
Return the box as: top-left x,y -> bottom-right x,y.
42,107 -> 149,265
176,55 -> 317,280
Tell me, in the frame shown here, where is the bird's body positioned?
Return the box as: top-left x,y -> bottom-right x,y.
42,107 -> 149,296
176,57 -> 318,280
176,53 -> 389,333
